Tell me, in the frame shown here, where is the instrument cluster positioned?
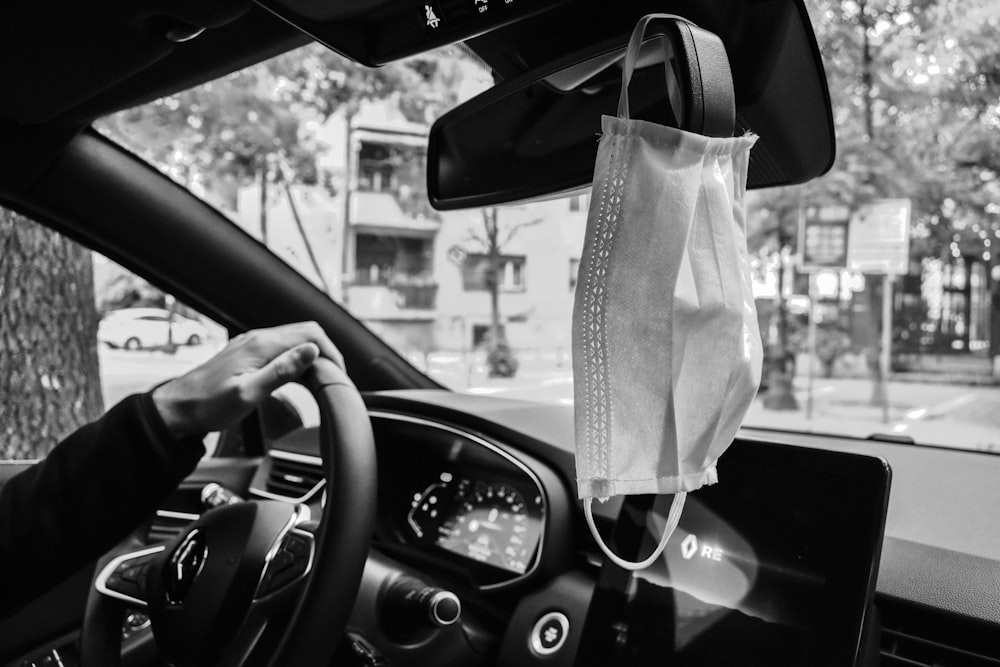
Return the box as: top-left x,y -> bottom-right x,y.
370,412 -> 548,589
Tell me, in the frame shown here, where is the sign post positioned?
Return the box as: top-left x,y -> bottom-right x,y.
847,199 -> 912,423
798,205 -> 850,419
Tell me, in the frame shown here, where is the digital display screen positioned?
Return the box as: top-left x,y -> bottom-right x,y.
580,441 -> 890,667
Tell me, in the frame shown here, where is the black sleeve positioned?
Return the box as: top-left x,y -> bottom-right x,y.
0,392 -> 205,620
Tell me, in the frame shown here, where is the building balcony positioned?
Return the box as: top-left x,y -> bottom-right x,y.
347,277 -> 438,320
391,282 -> 438,309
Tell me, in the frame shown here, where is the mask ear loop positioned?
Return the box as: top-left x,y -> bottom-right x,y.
584,492 -> 687,571
617,13 -> 697,120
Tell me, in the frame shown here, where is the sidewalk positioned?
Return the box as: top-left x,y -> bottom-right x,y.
749,373 -> 1000,453
799,351 -> 998,387
420,347 -> 1000,391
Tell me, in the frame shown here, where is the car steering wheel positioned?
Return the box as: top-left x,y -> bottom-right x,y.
80,358 -> 377,666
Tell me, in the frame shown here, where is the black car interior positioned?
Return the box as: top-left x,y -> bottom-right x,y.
2,0 -> 1000,665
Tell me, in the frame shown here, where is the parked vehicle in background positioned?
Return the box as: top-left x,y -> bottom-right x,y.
97,308 -> 208,350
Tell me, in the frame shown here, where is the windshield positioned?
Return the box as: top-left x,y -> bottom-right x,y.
97,2 -> 1000,454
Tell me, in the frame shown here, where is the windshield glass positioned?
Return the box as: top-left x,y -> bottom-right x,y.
98,2 -> 1000,454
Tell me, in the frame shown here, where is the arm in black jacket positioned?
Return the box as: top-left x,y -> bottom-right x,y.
0,392 -> 205,620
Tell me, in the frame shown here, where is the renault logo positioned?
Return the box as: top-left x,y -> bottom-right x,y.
166,529 -> 208,606
680,533 -> 698,560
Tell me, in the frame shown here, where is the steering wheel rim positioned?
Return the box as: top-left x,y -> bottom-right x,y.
81,358 -> 377,666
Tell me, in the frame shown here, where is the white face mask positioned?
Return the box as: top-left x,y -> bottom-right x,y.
572,15 -> 762,570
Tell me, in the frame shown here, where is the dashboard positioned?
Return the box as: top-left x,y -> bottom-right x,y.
6,387 -> 999,666
230,390 -> 1000,666
247,405 -> 574,589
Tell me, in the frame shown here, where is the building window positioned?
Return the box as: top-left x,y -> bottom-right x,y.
357,142 -> 400,193
569,258 -> 580,290
354,234 -> 433,286
462,254 -> 526,292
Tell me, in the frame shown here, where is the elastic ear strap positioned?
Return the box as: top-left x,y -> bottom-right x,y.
584,492 -> 687,571
617,13 -> 696,119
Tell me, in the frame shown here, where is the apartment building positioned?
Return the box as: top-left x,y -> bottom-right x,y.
236,100 -> 588,360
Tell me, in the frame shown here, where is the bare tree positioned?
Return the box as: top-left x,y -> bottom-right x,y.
465,207 -> 541,377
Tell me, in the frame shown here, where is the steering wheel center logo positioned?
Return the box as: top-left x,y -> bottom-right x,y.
166,529 -> 208,606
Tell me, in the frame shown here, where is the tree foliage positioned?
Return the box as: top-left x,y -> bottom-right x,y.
97,44 -> 480,211
749,0 -> 1000,262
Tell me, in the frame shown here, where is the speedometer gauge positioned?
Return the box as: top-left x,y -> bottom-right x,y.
437,481 -> 535,574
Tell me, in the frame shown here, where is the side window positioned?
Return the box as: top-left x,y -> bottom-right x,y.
0,207 -> 226,461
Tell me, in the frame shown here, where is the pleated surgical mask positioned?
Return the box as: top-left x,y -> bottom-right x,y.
572,14 -> 762,571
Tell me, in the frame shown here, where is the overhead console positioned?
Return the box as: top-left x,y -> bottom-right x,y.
253,0 -> 569,64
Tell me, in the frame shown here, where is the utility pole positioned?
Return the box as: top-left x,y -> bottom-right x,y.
762,209 -> 799,410
340,113 -> 354,305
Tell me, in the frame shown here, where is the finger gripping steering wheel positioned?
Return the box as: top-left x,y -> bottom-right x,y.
81,358 -> 377,666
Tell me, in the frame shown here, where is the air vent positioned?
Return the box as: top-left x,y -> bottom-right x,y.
879,598 -> 1000,666
148,510 -> 199,543
264,451 -> 324,501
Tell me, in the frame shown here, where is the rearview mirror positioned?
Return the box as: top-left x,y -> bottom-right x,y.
427,7 -> 834,210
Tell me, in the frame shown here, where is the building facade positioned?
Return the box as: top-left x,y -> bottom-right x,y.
235,100 -> 589,361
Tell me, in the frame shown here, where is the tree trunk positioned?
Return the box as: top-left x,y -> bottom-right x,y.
259,165 -> 269,247
485,208 -> 504,348
867,276 -> 888,407
763,235 -> 799,410
284,181 -> 332,295
858,0 -> 888,408
0,209 -> 104,459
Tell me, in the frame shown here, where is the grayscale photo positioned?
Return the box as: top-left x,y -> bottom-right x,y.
1,0 -> 998,665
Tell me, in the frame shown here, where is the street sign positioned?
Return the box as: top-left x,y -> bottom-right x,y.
799,205 -> 850,270
847,199 -> 911,275
446,244 -> 467,266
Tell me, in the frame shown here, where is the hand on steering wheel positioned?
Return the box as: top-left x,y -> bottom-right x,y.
152,321 -> 345,438
82,323 -> 376,667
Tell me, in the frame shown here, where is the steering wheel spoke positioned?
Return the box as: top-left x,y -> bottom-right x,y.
82,358 -> 377,666
94,545 -> 164,608
253,508 -> 315,602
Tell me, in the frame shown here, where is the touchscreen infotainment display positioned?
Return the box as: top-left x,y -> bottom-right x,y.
579,439 -> 890,667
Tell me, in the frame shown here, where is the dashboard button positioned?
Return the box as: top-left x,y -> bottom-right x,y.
428,590 -> 462,627
284,533 -> 311,558
270,549 -> 295,574
530,611 -> 569,656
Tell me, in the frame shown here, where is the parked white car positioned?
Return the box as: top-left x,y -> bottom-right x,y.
97,308 -> 208,350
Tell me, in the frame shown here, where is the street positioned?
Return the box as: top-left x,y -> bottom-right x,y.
439,365 -> 1000,454
100,347 -> 1000,455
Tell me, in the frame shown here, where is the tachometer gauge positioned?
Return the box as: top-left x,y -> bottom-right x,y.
437,481 -> 535,574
